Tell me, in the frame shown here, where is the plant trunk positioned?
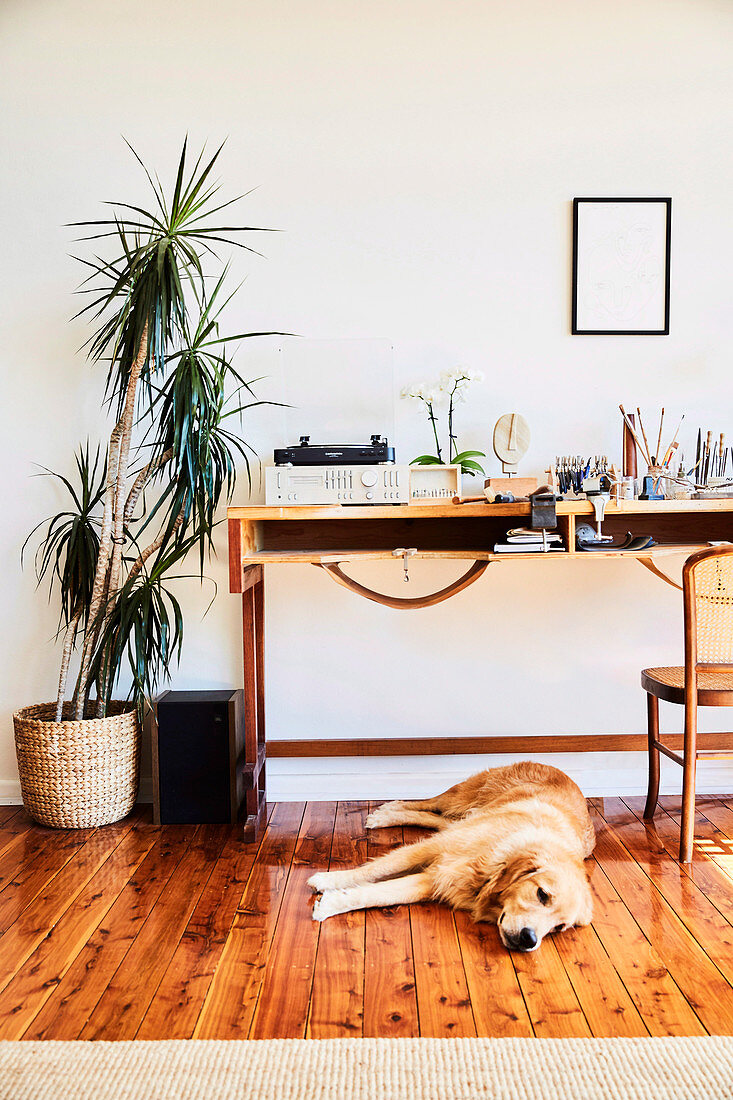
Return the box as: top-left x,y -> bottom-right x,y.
105,324 -> 150,616
55,608 -> 83,721
71,425 -> 121,717
73,322 -> 149,720
124,447 -> 173,526
126,507 -> 186,586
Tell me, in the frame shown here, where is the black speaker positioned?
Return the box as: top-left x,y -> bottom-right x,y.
154,689 -> 244,825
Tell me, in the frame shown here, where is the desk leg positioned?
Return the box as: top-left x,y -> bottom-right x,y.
242,571 -> 267,840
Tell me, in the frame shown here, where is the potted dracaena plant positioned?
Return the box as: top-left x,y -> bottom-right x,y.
16,139 -> 279,828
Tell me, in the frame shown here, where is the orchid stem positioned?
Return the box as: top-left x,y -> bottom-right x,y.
426,402 -> 443,462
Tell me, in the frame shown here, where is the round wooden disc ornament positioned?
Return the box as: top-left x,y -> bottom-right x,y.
493,413 -> 530,475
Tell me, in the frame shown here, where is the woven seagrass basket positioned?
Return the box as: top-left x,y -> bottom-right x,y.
13,702 -> 140,828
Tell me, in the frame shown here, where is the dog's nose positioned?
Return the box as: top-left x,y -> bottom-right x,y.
518,927 -> 537,951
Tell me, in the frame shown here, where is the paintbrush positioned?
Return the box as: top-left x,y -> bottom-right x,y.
662,441 -> 678,470
655,407 -> 665,466
619,405 -> 648,463
637,408 -> 653,467
667,413 -> 684,454
695,428 -> 701,475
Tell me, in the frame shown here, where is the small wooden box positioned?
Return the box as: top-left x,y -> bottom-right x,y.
152,689 -> 245,825
485,476 -> 538,498
409,464 -> 461,503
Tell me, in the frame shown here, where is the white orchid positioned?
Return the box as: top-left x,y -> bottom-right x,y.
438,366 -> 485,392
401,366 -> 485,475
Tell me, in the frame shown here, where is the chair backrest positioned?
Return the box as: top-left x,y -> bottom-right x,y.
683,546 -> 733,670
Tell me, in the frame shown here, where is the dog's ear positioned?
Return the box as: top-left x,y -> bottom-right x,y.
491,853 -> 539,895
470,880 -> 500,923
470,854 -> 539,923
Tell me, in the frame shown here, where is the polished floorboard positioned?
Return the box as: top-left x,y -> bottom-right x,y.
0,795 -> 732,1039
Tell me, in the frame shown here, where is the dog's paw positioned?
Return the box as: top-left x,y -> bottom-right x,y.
365,803 -> 400,829
312,889 -> 350,922
311,894 -> 328,921
307,872 -> 331,894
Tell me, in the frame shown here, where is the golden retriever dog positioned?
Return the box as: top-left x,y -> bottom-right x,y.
308,761 -> 595,952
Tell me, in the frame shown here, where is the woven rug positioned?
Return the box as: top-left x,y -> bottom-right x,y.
1,1037 -> 732,1100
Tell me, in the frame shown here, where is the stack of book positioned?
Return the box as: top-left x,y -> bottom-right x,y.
493,527 -> 564,553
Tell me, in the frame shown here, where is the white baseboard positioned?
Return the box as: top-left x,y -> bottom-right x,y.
2,755 -> 731,807
0,780 -> 22,804
265,752 -> 733,802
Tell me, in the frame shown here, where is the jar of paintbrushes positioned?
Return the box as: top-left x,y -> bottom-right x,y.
618,405 -> 686,499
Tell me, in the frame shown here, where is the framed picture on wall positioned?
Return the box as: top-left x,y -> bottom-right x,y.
572,197 -> 671,335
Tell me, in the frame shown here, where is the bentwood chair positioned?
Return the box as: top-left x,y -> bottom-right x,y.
642,545 -> 733,863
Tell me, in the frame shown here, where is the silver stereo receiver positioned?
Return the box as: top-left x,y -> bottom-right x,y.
265,464 -> 411,505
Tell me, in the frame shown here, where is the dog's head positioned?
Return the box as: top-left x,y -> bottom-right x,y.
471,848 -> 593,952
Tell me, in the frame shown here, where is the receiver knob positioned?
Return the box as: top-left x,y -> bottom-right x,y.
361,470 -> 378,486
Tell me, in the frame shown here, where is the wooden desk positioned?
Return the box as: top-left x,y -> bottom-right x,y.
228,499 -> 733,836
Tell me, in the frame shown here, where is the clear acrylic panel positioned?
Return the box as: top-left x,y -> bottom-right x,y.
276,338 -> 395,446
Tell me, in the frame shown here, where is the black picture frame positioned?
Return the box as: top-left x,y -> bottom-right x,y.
572,197 -> 671,335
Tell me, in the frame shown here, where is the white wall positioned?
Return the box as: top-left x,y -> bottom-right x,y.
1,0 -> 733,802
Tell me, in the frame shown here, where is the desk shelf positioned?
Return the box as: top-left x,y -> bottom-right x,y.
237,543 -> 707,566
229,500 -> 733,569
229,499 -> 733,521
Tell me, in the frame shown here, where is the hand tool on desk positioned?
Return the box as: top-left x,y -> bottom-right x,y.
584,483 -> 612,539
695,429 -> 702,477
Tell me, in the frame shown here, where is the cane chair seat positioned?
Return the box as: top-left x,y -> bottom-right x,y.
642,666 -> 733,706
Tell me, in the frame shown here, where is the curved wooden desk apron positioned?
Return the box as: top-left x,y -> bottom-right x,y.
637,556 -> 683,591
316,553 -> 684,607
315,558 -> 490,609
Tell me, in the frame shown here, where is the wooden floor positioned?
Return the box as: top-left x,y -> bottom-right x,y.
1,795 -> 733,1039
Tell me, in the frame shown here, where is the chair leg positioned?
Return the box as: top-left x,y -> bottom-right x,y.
643,693 -> 660,820
679,695 -> 698,863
